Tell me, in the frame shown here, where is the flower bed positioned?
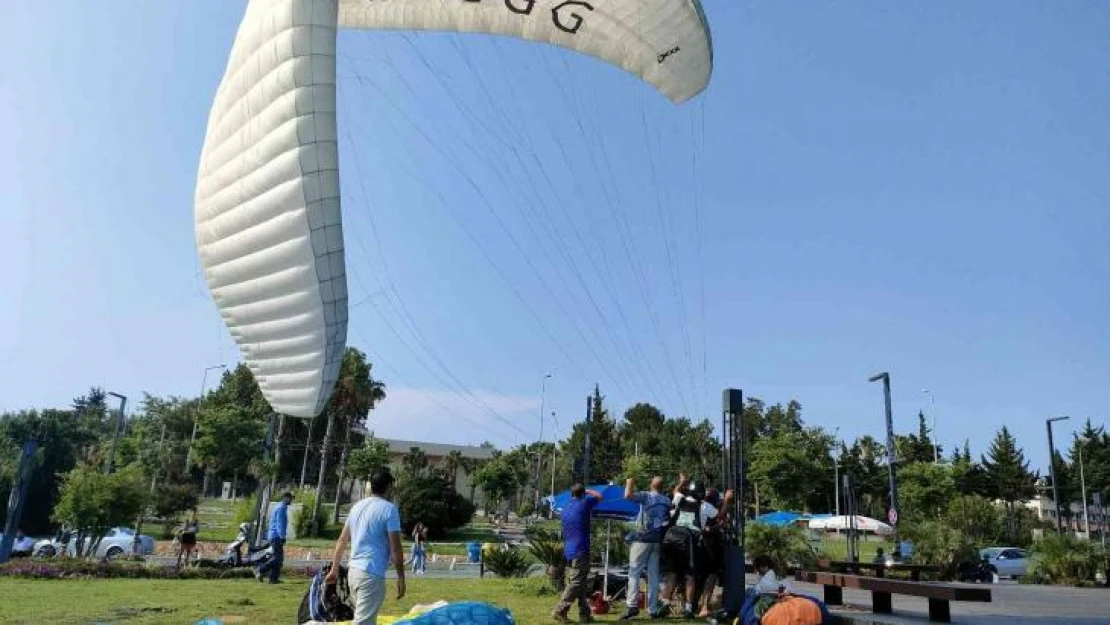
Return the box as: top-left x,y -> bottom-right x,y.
0,558 -> 315,581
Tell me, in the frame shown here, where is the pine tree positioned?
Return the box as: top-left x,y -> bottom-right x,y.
565,385 -> 622,483
980,426 -> 1037,539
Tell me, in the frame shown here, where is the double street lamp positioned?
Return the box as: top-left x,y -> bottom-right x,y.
869,372 -> 900,535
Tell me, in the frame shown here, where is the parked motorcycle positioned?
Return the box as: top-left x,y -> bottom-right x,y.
956,556 -> 996,584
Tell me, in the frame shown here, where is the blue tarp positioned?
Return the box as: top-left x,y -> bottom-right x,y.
754,511 -> 804,527
753,511 -> 836,527
550,484 -> 639,521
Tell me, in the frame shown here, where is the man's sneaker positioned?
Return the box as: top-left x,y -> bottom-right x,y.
618,606 -> 640,620
550,610 -> 570,623
650,604 -> 671,619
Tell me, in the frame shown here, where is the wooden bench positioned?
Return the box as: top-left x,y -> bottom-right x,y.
796,571 -> 991,623
825,560 -> 942,581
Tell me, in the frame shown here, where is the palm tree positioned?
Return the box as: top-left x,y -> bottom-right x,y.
312,348 -> 387,532
444,450 -> 464,493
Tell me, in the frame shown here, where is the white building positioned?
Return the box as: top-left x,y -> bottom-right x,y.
1023,495 -> 1108,536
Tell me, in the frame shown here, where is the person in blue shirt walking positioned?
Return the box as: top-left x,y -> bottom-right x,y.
326,469 -> 405,625
551,484 -> 602,623
257,491 -> 293,583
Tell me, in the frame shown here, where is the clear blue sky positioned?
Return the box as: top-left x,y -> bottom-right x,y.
2,2 -> 1107,473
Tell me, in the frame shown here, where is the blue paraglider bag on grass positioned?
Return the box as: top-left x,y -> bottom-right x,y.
396,602 -> 514,625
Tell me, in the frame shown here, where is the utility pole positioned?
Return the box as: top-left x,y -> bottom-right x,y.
1046,416 -> 1070,533
299,416 -> 316,489
104,393 -> 127,474
583,395 -> 592,486
1079,438 -> 1091,538
549,411 -> 559,516
185,364 -> 226,476
535,374 -> 552,508
869,372 -> 899,541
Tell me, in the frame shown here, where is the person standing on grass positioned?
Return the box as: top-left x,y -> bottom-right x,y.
327,469 -> 406,625
411,522 -> 428,575
176,508 -> 199,568
551,484 -> 603,623
619,476 -> 672,620
257,491 -> 292,583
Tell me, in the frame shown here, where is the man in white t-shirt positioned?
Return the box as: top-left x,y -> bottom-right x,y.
326,469 -> 406,625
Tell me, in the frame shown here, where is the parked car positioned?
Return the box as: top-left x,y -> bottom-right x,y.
979,547 -> 1030,579
36,527 -> 154,560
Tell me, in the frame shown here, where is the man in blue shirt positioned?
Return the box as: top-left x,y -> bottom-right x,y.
257,491 -> 293,583
620,476 -> 673,620
326,469 -> 405,625
552,484 -> 602,623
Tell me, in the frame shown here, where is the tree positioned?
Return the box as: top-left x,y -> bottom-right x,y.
192,405 -> 266,488
52,463 -> 148,557
472,455 -> 520,514
1068,419 -> 1110,519
312,348 -> 387,525
897,462 -> 956,522
0,408 -> 100,533
620,403 -> 666,458
442,449 -> 464,493
750,427 -> 834,513
896,412 -> 939,465
564,385 -> 622,483
980,426 -> 1037,540
401,447 -> 430,478
347,435 -> 391,483
327,348 -> 386,522
839,435 -> 889,519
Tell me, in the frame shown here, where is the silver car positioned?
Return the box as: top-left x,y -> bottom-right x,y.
979,547 -> 1030,579
66,527 -> 155,560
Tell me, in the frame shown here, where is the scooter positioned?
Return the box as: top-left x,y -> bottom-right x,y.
217,523 -> 274,569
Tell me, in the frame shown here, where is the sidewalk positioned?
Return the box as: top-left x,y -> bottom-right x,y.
786,578 -> 1110,624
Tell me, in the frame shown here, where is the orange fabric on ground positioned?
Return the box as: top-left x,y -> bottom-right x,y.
760,596 -> 823,625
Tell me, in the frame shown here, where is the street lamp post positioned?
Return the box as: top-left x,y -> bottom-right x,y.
535,374 -> 552,508
869,372 -> 900,538
1046,416 -> 1070,533
104,393 -> 127,474
549,411 -> 559,517
1079,436 -> 1091,539
185,365 -> 227,475
834,459 -> 840,518
922,389 -> 938,464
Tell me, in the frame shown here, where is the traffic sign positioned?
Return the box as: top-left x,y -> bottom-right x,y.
888,508 -> 899,525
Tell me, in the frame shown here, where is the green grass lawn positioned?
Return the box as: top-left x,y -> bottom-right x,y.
0,577 -> 708,625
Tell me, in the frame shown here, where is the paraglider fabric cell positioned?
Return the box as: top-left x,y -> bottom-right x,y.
195,0 -> 713,419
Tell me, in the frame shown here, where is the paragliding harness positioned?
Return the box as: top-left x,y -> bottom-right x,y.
624,496 -> 672,545
662,489 -> 705,576
297,563 -> 354,624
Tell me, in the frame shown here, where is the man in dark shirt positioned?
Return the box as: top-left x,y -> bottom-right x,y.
551,484 -> 602,623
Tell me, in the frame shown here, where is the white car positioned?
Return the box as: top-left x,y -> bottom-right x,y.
51,527 -> 155,560
979,547 -> 1030,579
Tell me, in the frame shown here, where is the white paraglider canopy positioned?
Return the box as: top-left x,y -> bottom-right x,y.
195,0 -> 713,418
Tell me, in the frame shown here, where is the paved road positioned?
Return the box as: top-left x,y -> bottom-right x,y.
787,577 -> 1110,624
